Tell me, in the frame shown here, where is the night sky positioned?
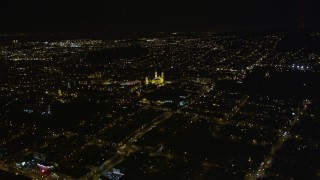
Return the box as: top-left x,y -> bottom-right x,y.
1,0 -> 320,34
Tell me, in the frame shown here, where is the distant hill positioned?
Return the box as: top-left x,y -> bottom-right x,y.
277,34 -> 320,52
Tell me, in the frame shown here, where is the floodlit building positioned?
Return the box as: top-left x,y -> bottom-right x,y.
145,70 -> 164,87
103,168 -> 124,180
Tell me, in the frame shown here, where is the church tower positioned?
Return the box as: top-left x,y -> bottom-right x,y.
161,72 -> 164,84
58,89 -> 62,97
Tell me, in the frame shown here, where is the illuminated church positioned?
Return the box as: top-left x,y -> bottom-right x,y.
145,71 -> 164,87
